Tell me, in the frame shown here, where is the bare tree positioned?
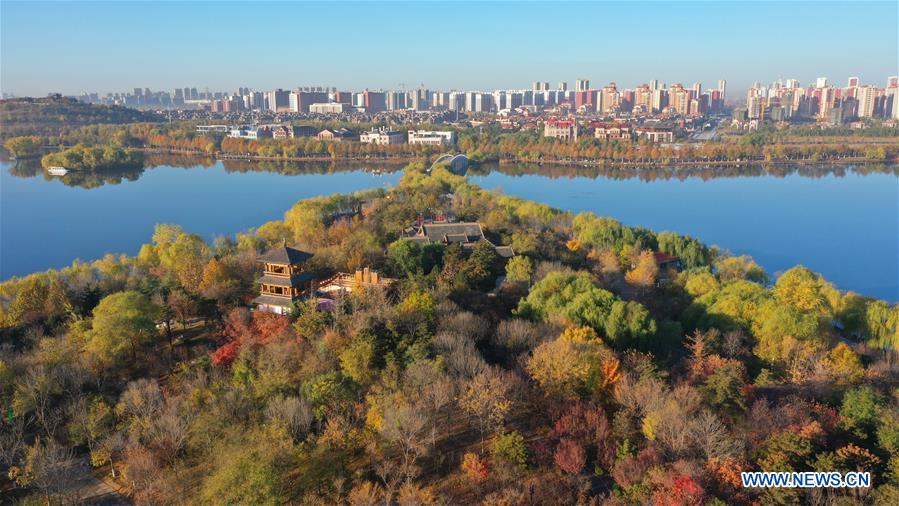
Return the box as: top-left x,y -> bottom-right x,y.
379,402 -> 430,482
0,413 -> 30,468
265,395 -> 313,441
147,397 -> 193,463
689,410 -> 743,460
10,437 -> 85,505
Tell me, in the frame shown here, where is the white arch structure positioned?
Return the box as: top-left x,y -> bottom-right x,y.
428,153 -> 469,173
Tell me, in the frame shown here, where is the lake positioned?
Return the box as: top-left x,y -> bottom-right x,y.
1,158 -> 897,301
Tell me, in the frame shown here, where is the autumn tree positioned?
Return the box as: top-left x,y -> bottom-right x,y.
85,291 -> 158,368
459,369 -> 515,442
625,250 -> 659,290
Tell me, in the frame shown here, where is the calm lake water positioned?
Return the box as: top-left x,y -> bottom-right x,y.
1,158 -> 897,301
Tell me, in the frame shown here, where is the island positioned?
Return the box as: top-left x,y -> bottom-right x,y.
1,162 -> 896,505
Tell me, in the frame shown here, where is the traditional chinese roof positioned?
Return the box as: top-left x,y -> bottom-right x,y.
257,272 -> 316,287
257,244 -> 313,265
251,294 -> 295,307
653,252 -> 680,264
418,222 -> 485,243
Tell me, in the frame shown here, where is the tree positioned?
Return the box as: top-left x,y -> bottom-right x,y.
4,135 -> 42,158
9,437 -> 85,504
625,250 -> 659,290
603,300 -> 657,350
824,342 -> 864,384
459,369 -> 514,442
504,255 -> 533,283
715,255 -> 768,284
527,338 -> 589,397
378,401 -> 430,481
199,257 -> 239,303
774,266 -> 837,315
700,361 -> 748,414
86,291 -> 158,368
492,431 -> 528,470
461,452 -> 490,484
515,271 -> 615,328
554,438 -> 586,474
840,385 -> 881,438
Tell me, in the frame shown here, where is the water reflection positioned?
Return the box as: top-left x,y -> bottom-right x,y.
468,161 -> 899,181
7,154 -> 897,190
4,154 -> 407,189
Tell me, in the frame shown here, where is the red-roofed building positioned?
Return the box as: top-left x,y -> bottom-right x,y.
544,118 -> 579,142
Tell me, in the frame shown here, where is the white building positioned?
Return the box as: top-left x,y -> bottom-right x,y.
408,130 -> 456,146
310,102 -> 352,114
360,128 -> 406,145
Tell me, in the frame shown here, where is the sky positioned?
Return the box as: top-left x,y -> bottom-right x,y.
1,1 -> 897,97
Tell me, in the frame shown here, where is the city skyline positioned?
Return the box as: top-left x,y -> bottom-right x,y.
1,1 -> 896,97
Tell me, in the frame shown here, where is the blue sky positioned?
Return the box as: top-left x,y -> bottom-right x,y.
1,1 -> 896,97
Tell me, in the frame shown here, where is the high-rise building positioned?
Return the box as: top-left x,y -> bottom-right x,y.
816,77 -> 828,88
575,79 -> 590,92
266,89 -> 290,112
600,82 -> 620,112
289,90 -> 328,113
334,91 -> 353,104
650,79 -> 660,91
558,81 -> 568,91
847,76 -> 860,88
856,85 -> 877,118
363,90 -> 386,113
651,89 -> 667,113
634,84 -> 651,112
888,76 -> 899,88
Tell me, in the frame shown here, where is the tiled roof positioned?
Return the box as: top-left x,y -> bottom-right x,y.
252,294 -> 295,307
257,245 -> 313,264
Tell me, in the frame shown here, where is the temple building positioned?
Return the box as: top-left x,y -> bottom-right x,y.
252,243 -> 316,315
404,222 -> 514,258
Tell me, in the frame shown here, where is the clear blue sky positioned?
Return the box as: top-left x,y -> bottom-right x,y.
1,1 -> 896,97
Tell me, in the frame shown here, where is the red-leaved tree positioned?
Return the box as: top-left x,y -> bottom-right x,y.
554,438 -> 586,475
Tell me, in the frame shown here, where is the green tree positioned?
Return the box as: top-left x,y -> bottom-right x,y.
840,385 -> 881,439
505,255 -> 533,283
492,431 -> 528,470
85,291 -> 158,368
4,135 -> 42,158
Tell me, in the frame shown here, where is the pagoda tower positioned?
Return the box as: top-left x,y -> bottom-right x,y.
252,243 -> 314,315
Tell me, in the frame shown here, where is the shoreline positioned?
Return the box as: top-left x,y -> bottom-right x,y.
138,147 -> 896,169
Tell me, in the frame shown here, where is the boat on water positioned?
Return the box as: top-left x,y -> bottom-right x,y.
47,166 -> 69,176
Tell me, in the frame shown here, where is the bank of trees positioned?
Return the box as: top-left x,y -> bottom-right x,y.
1,163 -> 897,504
41,144 -> 143,170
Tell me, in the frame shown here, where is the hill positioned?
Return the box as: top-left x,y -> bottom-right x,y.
0,95 -> 161,139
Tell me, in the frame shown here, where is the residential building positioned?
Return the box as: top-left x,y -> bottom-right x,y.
408,130 -> 456,146
317,128 -> 358,142
544,118 -> 578,142
360,127 -> 406,145
593,122 -> 633,141
363,90 -> 386,113
310,102 -> 352,114
266,89 -> 290,112
634,126 -> 674,143
856,85 -> 877,118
